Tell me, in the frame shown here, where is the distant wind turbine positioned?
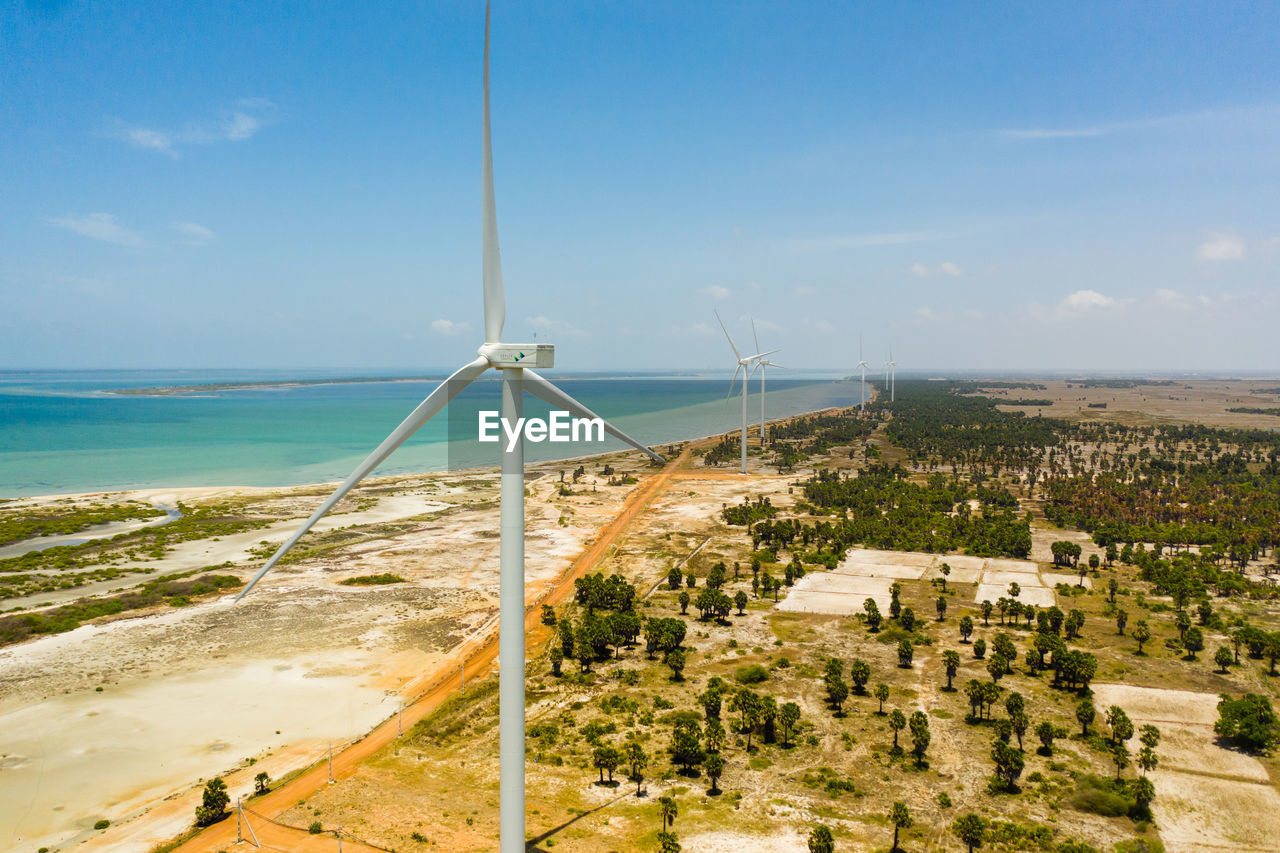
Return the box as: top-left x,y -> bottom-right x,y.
716,310 -> 778,473
886,347 -> 897,403
749,319 -> 783,446
857,334 -> 869,412
234,6 -> 662,852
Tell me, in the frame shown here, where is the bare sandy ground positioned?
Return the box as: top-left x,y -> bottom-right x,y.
0,460 -> 640,853
1091,683 -> 1280,853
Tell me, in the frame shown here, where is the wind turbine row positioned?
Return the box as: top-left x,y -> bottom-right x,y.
716,310 -> 777,474
235,6 -> 661,851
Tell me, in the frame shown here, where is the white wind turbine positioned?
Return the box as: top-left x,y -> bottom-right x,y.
857,334 -> 869,412
749,319 -> 783,446
886,347 -> 897,403
234,6 -> 662,852
716,310 -> 777,474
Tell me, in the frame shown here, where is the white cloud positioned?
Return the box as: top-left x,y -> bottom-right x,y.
999,126 -> 1109,140
1196,233 -> 1245,261
1060,289 -> 1117,312
431,319 -> 469,336
523,314 -> 584,338
814,319 -> 834,333
525,315 -> 553,329
49,212 -> 145,248
106,100 -> 276,158
702,285 -> 730,301
911,261 -> 963,277
172,221 -> 215,245
1153,288 -> 1191,309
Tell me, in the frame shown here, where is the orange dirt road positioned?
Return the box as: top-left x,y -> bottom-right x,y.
172,442 -> 698,852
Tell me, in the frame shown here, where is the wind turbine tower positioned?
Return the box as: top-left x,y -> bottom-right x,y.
887,347 -> 897,403
857,335 -> 870,412
234,7 -> 662,852
750,319 -> 783,446
716,311 -> 777,473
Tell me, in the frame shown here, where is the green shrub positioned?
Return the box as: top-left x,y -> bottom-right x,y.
93,819 -> 110,830
735,664 -> 769,684
1069,774 -> 1134,818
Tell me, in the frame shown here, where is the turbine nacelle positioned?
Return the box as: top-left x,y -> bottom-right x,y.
478,342 -> 556,368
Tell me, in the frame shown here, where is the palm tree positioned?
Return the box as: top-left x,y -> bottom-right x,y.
659,795 -> 678,832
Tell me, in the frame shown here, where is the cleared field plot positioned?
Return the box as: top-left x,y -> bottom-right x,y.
975,583 -> 1056,608
844,548 -> 939,568
926,564 -> 983,583
985,557 -> 1042,574
1091,683 -> 1221,727
1148,770 -> 1280,853
777,575 -> 896,615
1091,683 -> 1280,853
984,569 -> 1042,588
1042,572 -> 1092,589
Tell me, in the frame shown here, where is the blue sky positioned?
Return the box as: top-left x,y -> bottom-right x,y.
3,1 -> 1278,372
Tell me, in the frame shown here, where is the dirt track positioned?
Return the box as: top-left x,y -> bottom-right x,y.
170,442 -> 699,852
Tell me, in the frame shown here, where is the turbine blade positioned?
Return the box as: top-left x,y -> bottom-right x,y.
235,357 -> 489,601
727,363 -> 743,398
482,1 -> 505,343
714,309 -> 741,361
523,371 -> 665,464
747,348 -> 780,361
751,318 -> 760,355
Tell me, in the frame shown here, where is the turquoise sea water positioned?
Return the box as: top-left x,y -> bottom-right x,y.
0,370 -> 865,497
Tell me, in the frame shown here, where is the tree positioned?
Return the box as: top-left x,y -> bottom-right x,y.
991,739 -> 1024,791
1036,721 -> 1059,755
705,718 -> 726,753
594,745 -> 622,784
1130,775 -> 1156,816
909,710 -> 931,765
665,648 -> 686,681
889,709 -> 907,751
981,599 -> 993,626
826,676 -> 849,715
1076,697 -> 1096,737
1183,626 -> 1204,660
659,795 -> 678,832
936,595 -> 948,621
1132,620 -> 1151,654
549,645 -> 564,676
678,590 -> 690,615
1107,705 -> 1134,746
940,563 -> 952,591
780,702 -> 801,746
959,615 -> 974,643
195,777 -> 229,827
670,720 -> 704,773
1010,710 -> 1029,750
864,598 -> 882,632
808,824 -> 835,853
900,607 -> 916,632
1008,581 -> 1021,600
703,752 -> 725,794
253,771 -> 270,796
952,813 -> 986,852
898,639 -> 914,668
1115,608 -> 1128,636
626,741 -> 649,796
658,831 -> 681,853
874,682 -> 890,713
1111,742 -> 1130,781
1137,745 -> 1158,775
1215,645 -> 1234,673
1215,694 -> 1280,753
973,638 -> 987,660
986,655 -> 1006,684
734,589 -> 748,615
850,659 -> 871,694
889,801 -> 912,852
667,567 -> 682,590
1107,578 -> 1119,603
942,650 -> 961,690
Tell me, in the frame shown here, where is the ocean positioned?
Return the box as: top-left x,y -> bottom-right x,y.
0,369 -> 866,498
